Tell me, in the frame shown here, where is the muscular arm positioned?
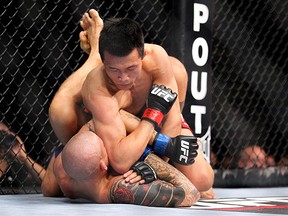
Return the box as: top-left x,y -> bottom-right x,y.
82,75 -> 155,174
119,109 -> 157,145
144,45 -> 182,137
109,153 -> 200,207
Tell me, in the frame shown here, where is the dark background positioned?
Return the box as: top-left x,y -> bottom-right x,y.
1,0 -> 287,191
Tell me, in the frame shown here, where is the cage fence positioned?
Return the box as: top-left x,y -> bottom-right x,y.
0,0 -> 288,194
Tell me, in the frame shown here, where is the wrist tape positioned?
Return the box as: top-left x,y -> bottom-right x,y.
142,108 -> 164,127
140,145 -> 153,161
153,133 -> 170,156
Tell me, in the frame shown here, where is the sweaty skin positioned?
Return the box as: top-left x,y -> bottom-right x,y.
48,9 -> 215,198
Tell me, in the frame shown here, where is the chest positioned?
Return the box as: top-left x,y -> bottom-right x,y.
126,77 -> 152,115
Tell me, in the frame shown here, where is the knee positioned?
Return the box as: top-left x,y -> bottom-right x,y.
193,169 -> 214,192
49,92 -> 65,120
49,91 -> 76,124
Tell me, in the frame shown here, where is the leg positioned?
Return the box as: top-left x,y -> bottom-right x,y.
49,9 -> 103,144
170,57 -> 215,198
172,127 -> 215,198
49,95 -> 91,144
79,9 -> 103,55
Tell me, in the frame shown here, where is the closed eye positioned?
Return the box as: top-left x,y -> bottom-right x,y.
127,65 -> 137,71
109,67 -> 119,72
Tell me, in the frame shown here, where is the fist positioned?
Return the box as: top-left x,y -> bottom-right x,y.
131,161 -> 157,184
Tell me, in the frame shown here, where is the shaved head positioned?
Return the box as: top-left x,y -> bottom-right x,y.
62,131 -> 105,180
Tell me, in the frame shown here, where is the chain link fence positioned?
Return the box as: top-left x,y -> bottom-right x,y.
0,0 -> 287,194
211,0 -> 288,186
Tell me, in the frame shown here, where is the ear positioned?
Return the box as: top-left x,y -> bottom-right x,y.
143,49 -> 147,58
100,160 -> 108,171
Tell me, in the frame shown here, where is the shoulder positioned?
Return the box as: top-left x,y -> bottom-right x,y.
143,43 -> 170,65
144,43 -> 167,57
142,44 -> 172,77
143,43 -> 163,65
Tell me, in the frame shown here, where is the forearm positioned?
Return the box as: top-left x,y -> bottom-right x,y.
144,153 -> 200,206
109,120 -> 155,173
89,83 -> 177,173
159,105 -> 182,137
24,156 -> 46,182
110,154 -> 200,207
119,102 -> 183,140
110,177 -> 184,207
82,97 -> 151,174
119,109 -> 157,145
99,105 -> 162,173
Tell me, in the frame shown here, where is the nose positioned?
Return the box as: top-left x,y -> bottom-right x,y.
118,71 -> 128,81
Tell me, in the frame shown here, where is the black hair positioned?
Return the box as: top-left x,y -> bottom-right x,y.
99,18 -> 144,61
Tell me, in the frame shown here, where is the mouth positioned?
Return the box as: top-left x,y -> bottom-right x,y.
118,83 -> 132,89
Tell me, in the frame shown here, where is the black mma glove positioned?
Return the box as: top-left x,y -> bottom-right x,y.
142,84 -> 177,128
153,133 -> 199,165
131,161 -> 157,184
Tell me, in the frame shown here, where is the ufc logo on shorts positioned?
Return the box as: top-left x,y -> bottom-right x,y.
179,140 -> 189,163
151,87 -> 174,102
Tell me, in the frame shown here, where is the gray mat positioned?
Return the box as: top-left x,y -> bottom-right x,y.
1,187 -> 287,216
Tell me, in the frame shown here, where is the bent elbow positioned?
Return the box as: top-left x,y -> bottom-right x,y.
186,191 -> 201,207
110,160 -> 131,174
175,189 -> 200,207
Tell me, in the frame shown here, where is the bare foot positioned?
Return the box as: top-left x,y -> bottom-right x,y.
79,9 -> 103,55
